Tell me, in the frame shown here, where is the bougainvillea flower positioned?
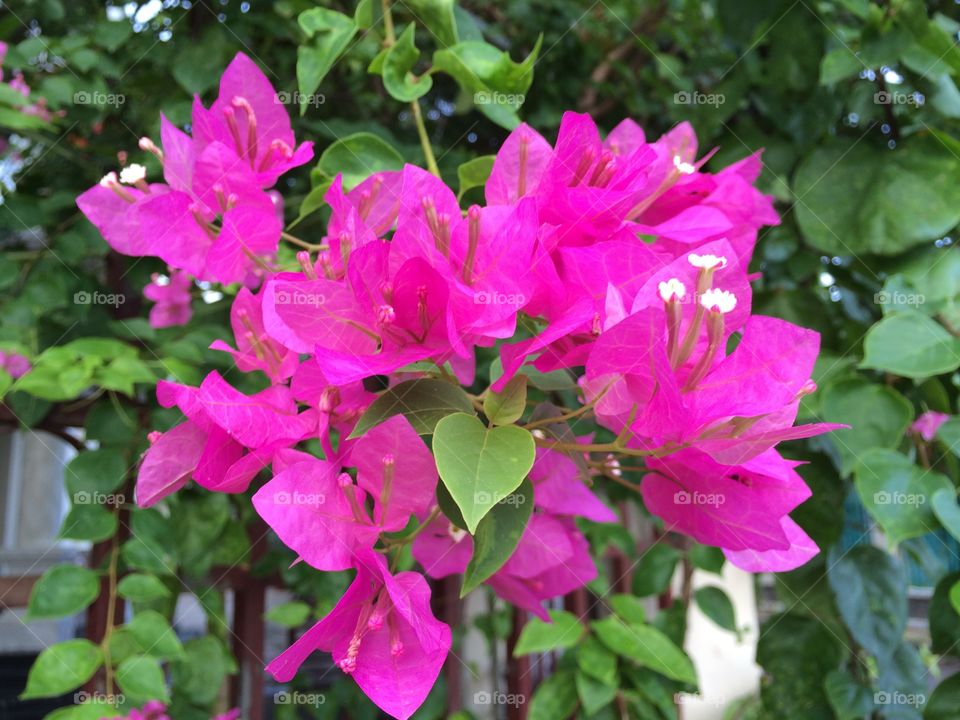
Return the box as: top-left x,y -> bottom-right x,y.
528,448 -> 617,523
0,349 -> 31,378
911,411 -> 951,442
190,52 -> 314,187
267,550 -> 451,720
210,286 -> 299,382
143,271 -> 193,328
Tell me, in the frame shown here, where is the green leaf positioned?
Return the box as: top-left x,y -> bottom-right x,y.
854,449 -> 953,542
827,544 -> 906,662
382,24 -> 433,102
793,137 -> 960,256
266,601 -> 312,627
26,565 -> 100,620
350,378 -> 474,437
296,8 -> 357,115
21,640 -> 103,699
403,0 -> 459,46
577,636 -> 619,686
482,374 -> 527,425
695,586 -> 737,632
951,581 -> 960,617
929,571 -> 960,656
861,312 -> 960,378
457,155 -> 495,199
59,504 -> 117,542
44,703 -> 118,720
576,671 -> 616,715
433,413 -> 536,532
127,610 -> 185,660
925,672 -> 960,720
931,487 -> 960,544
608,594 -> 646,625
528,670 -> 579,720
689,544 -> 725,574
513,609 -> 585,655
317,131 -> 404,189
939,417 -> 960,458
592,617 -> 696,684
65,448 -> 128,498
823,669 -> 875,720
117,574 -> 171,603
462,478 -> 533,595
116,655 -> 170,703
170,636 -> 231,705
819,48 -> 862,84
820,379 -> 913,475
631,543 -> 680,597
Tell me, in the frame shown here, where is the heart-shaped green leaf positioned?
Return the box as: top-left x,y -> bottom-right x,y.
433,412 -> 535,532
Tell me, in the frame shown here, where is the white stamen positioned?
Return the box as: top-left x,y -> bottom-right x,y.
673,154 -> 696,174
700,288 -> 737,314
658,277 -> 687,302
688,253 -> 727,270
119,163 -> 147,185
99,171 -> 119,187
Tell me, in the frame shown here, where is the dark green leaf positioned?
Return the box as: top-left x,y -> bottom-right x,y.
462,479 -> 533,595
351,378 -> 474,437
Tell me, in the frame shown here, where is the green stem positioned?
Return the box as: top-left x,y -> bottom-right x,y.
410,99 -> 440,177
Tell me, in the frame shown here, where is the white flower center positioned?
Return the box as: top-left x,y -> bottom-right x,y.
673,154 -> 696,174
658,277 -> 687,302
688,253 -> 727,270
700,288 -> 737,314
119,163 -> 147,184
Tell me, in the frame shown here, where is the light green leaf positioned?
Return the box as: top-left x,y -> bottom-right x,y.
26,565 -> 100,620
528,670 -> 578,720
404,0 -> 459,46
462,479 -> 532,596
513,609 -> 585,656
631,543 -> 680,597
317,132 -> 404,190
296,8 -> 357,115
577,636 -> 619,686
593,617 -> 697,684
793,137 -> 960,256
59,504 -> 117,542
350,378 -> 474,437
861,312 -> 960,378
433,413 -> 536,532
932,487 -> 960,544
382,24 -> 433,102
116,655 -> 170,703
950,581 -> 960,617
854,449 -> 953,542
576,671 -> 616,715
21,640 -> 103,699
609,594 -> 646,625
117,574 -> 171,603
265,601 -> 312,627
482,374 -> 527,425
127,610 -> 185,660
65,448 -> 128,498
457,155 -> 495,199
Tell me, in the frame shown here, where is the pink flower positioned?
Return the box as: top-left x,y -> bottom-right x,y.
0,350 -> 31,378
911,411 -> 950,442
267,550 -> 450,720
143,271 -> 193,328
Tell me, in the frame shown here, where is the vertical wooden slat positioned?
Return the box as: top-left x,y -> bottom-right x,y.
505,607 -> 531,720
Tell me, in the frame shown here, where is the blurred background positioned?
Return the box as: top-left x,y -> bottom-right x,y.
1,1 -> 959,719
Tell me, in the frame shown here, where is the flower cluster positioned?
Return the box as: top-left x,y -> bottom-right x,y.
78,53 -> 838,720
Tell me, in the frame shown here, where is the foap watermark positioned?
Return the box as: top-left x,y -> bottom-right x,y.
73,90 -> 125,107
874,290 -> 925,308
74,491 -> 126,506
474,291 -> 526,306
273,691 -> 326,707
674,490 -> 725,507
274,491 -> 326,506
674,692 -> 727,707
874,90 -> 924,107
473,690 -> 526,708
275,289 -> 325,307
873,491 -> 926,507
475,490 -> 527,507
74,290 -> 126,307
74,691 -> 125,705
275,90 -> 325,108
874,691 -> 925,708
673,90 -> 725,107
474,90 -> 525,106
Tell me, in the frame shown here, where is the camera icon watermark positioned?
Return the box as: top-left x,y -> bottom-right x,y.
74,290 -> 126,308
874,90 -> 924,107
275,289 -> 325,307
874,690 -> 925,707
73,90 -> 125,107
474,90 -> 525,107
74,691 -> 125,705
873,290 -> 925,308
275,90 -> 325,107
474,291 -> 526,306
274,490 -> 326,506
273,691 -> 325,707
74,491 -> 126,506
873,491 -> 925,507
673,90 -> 725,107
674,490 -> 726,507
473,690 -> 525,707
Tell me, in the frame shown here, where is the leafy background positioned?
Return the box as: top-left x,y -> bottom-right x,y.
1,0 -> 959,718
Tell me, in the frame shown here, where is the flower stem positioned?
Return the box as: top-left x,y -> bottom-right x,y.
410,99 -> 440,177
